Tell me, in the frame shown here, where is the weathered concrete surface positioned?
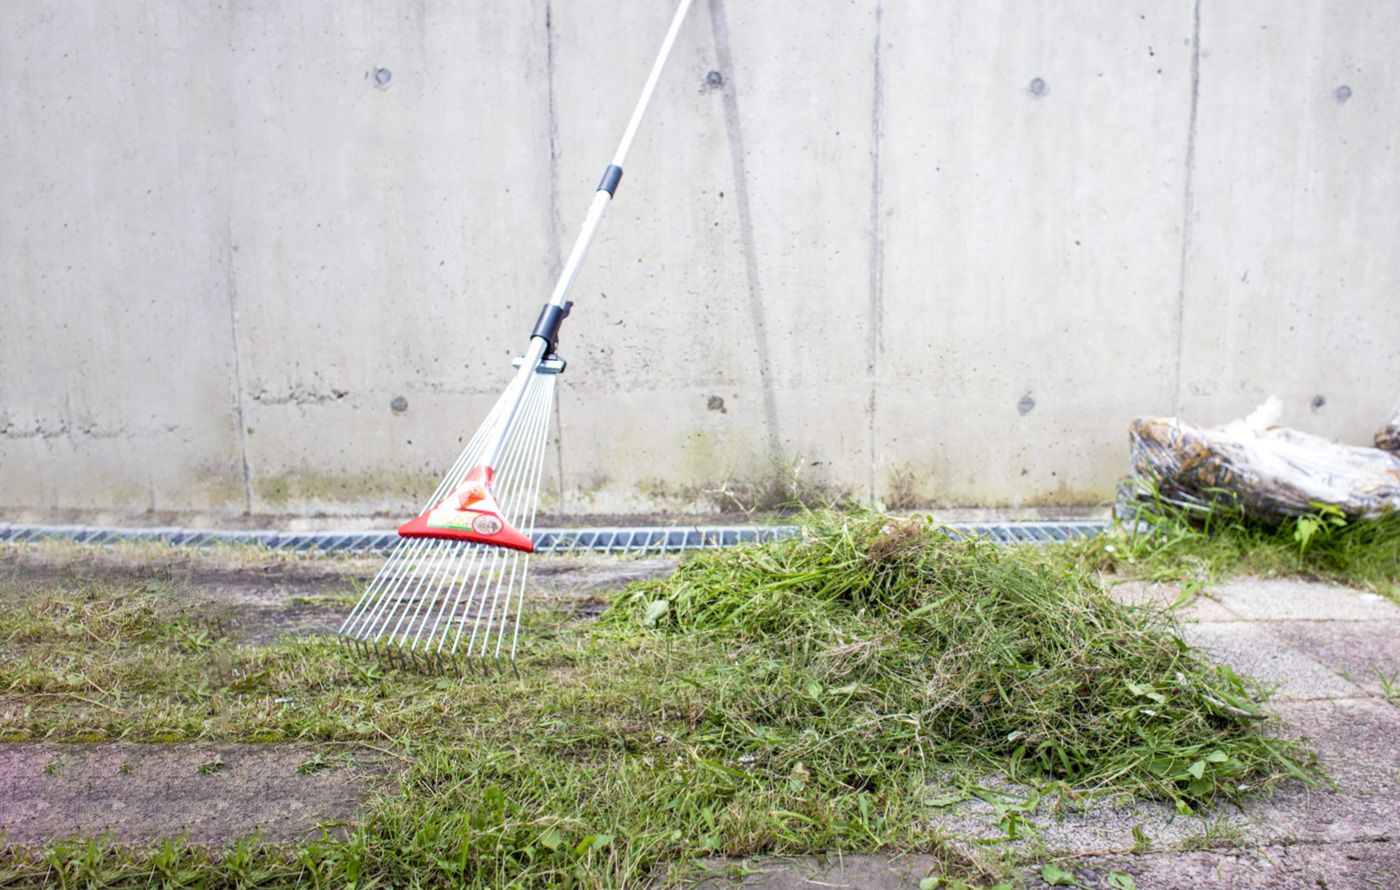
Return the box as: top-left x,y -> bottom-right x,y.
0,744 -> 390,845
696,844 -> 1400,889
1107,580 -> 1242,621
1178,621 -> 1365,700
1071,843 -> 1400,890
691,854 -> 948,890
4,2 -> 1400,523
1268,620 -> 1400,694
1212,577 -> 1400,622
1177,1 -> 1400,429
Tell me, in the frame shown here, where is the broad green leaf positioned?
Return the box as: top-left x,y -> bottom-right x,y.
643,599 -> 670,626
537,828 -> 560,852
1040,863 -> 1078,886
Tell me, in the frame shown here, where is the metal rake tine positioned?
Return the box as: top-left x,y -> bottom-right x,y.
484,369 -> 554,660
339,538 -> 413,634
448,543 -> 499,656
349,537 -> 433,642
344,535 -> 435,637
417,544 -> 471,654
384,539 -> 456,648
412,541 -> 478,652
506,375 -> 555,663
458,368 -> 548,661
479,372 -> 552,658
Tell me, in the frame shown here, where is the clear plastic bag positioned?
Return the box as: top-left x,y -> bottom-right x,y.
1126,397 -> 1400,521
1377,397 -> 1400,453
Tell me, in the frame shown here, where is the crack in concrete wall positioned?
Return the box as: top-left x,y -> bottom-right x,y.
865,2 -> 886,506
1171,0 -> 1204,417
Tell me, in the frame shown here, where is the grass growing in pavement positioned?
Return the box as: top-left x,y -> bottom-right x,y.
0,512 -> 1321,888
1068,499 -> 1400,599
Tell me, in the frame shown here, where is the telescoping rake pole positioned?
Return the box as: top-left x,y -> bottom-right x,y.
339,0 -> 696,670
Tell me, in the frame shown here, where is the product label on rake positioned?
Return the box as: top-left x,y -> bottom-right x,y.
398,464 -> 534,552
427,506 -> 503,536
426,479 -> 505,536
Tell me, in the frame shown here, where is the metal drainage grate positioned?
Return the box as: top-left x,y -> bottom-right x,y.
0,520 -> 1105,556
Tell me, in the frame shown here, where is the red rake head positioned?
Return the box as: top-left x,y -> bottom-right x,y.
397,465 -> 535,553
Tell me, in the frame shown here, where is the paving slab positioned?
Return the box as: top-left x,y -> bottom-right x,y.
1063,841 -> 1400,889
1245,698 -> 1400,846
927,786 -> 1248,857
1266,621 -> 1400,696
1105,581 -> 1241,622
1178,622 -> 1364,701
690,854 -> 947,889
927,698 -> 1400,861
0,743 -> 393,845
1212,577 -> 1400,622
694,842 -> 1400,890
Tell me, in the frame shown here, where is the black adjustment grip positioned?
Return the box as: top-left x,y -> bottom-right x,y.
597,164 -> 623,197
530,301 -> 573,355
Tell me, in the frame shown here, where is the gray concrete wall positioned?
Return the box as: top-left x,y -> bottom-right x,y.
2,0 -> 1397,525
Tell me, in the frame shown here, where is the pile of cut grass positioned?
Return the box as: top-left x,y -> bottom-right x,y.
606,511 -> 1314,806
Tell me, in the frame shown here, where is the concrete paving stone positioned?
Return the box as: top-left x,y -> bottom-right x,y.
1062,841 -> 1400,890
1266,621 -> 1400,696
1106,581 -> 1242,622
1178,622 -> 1364,701
1212,578 -> 1400,622
689,854 -> 945,889
692,843 -> 1400,890
0,743 -> 393,845
930,790 -> 1249,858
928,698 -> 1400,860
1244,698 -> 1400,846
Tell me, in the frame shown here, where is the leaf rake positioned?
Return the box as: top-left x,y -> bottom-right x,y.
339,0 -> 695,671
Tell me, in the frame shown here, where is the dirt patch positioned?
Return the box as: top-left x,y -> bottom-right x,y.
0,743 -> 395,846
529,555 -> 679,617
0,545 -> 678,642
0,545 -> 373,605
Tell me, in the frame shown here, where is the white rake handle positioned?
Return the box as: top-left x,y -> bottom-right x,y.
548,0 -> 696,313
479,0 -> 696,468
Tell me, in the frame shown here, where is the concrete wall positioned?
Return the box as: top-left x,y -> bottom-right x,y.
2,0 -> 1397,525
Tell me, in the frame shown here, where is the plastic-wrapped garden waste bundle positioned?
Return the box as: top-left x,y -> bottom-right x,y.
1127,397 -> 1400,521
1377,397 -> 1400,453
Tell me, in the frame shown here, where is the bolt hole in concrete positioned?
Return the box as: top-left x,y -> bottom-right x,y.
373,67 -> 392,90
706,395 -> 727,413
1335,84 -> 1352,103
1018,393 -> 1036,415
704,70 -> 724,90
390,396 -> 408,414
1027,76 -> 1048,98
1312,394 -> 1327,412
